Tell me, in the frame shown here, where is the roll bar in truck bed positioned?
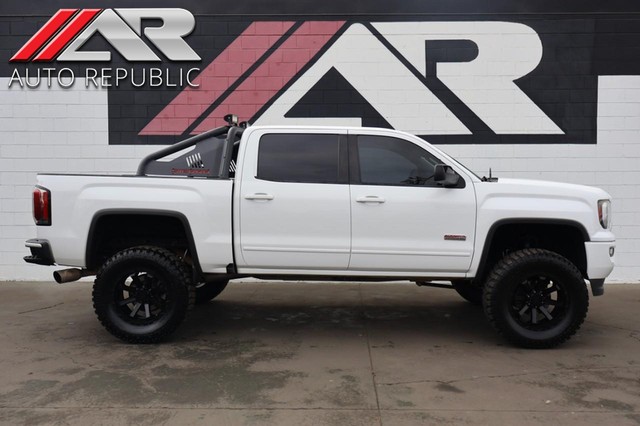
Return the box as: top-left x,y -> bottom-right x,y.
136,114 -> 246,178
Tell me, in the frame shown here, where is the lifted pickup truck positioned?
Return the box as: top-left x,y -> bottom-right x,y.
25,115 -> 615,348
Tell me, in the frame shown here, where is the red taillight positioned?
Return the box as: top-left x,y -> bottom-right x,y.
33,186 -> 51,226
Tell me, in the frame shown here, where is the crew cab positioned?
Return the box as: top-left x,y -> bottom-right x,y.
25,115 -> 616,348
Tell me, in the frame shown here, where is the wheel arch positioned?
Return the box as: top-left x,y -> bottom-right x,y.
85,209 -> 202,276
475,218 -> 590,284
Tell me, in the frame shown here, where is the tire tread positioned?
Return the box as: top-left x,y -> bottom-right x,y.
483,248 -> 589,349
92,246 -> 195,344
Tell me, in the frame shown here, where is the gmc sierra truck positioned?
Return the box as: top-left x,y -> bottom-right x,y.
24,115 -> 615,348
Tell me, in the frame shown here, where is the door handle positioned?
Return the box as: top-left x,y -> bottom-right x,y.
244,193 -> 274,201
356,195 -> 385,203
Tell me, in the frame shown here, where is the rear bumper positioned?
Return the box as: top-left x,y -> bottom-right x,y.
585,241 -> 615,280
23,239 -> 55,266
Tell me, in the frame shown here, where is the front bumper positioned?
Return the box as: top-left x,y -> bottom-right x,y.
585,241 -> 615,296
23,239 -> 55,266
585,241 -> 615,279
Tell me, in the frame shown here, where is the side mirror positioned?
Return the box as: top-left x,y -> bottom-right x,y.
434,164 -> 460,188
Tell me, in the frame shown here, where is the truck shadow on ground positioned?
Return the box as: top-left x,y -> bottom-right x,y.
177,288 -> 496,345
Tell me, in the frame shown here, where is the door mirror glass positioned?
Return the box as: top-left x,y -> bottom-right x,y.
434,164 -> 461,188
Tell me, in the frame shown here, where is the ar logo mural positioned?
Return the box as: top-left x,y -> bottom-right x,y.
10,8 -> 200,62
140,21 -> 591,144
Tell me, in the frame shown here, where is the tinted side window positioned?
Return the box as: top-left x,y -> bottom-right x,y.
357,135 -> 442,186
258,134 -> 341,184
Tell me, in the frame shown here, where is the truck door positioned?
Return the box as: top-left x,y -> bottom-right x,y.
237,130 -> 351,270
348,130 -> 476,274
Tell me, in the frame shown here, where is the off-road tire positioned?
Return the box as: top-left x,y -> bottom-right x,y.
195,279 -> 229,304
92,246 -> 195,343
451,279 -> 483,306
483,248 -> 589,349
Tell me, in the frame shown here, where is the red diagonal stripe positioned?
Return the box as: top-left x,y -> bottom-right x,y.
192,21 -> 345,133
10,9 -> 78,62
139,21 -> 296,136
33,9 -> 101,62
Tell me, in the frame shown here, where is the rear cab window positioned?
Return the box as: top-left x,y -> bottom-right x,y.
257,133 -> 345,184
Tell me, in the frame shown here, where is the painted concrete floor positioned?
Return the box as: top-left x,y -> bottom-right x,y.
0,281 -> 638,426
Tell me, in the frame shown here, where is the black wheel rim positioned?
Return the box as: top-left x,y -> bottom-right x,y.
509,275 -> 570,331
114,271 -> 172,325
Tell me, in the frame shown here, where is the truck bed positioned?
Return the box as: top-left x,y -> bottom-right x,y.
34,174 -> 234,273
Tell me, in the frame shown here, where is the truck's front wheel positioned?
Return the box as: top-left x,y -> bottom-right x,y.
483,248 -> 588,349
92,247 -> 194,343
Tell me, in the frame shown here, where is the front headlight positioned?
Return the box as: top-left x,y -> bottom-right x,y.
598,199 -> 611,229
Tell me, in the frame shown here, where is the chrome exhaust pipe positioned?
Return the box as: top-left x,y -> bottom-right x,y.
53,268 -> 94,284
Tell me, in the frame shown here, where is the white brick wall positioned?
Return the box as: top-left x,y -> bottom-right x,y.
0,75 -> 638,281
0,78 -> 157,281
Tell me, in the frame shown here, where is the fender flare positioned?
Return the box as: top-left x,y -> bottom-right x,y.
85,208 -> 202,275
474,218 -> 590,281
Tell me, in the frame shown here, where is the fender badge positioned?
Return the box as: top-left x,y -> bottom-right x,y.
444,234 -> 466,241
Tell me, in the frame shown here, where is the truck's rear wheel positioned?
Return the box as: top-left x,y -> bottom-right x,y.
92,247 -> 194,343
195,279 -> 229,304
483,248 -> 588,349
451,279 -> 482,306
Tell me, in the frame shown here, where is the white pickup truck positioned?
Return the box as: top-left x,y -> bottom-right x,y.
25,116 -> 615,348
